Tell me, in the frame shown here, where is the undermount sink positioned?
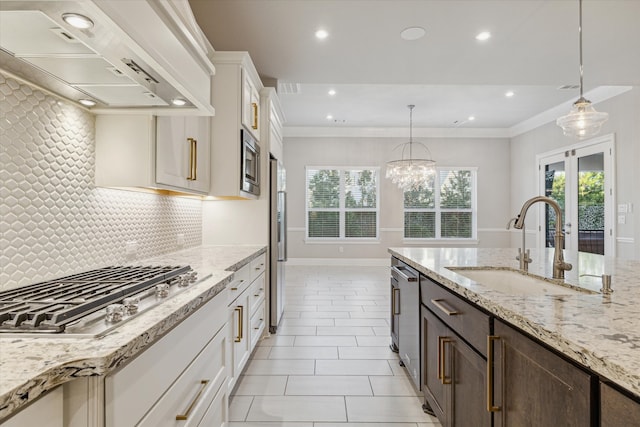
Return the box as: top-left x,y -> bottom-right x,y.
446,267 -> 596,296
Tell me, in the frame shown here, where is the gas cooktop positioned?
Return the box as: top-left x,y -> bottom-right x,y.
0,265 -> 202,336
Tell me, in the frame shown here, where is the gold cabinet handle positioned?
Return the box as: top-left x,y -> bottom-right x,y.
187,137 -> 197,181
252,102 -> 258,129
437,336 -> 453,385
487,335 -> 501,412
437,336 -> 443,381
176,379 -> 209,420
235,306 -> 244,342
431,299 -> 460,316
392,288 -> 400,315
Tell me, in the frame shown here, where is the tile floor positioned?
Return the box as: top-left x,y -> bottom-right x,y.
229,265 -> 442,427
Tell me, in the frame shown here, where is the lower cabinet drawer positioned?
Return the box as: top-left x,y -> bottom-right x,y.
249,273 -> 265,316
250,302 -> 266,349
227,264 -> 251,305
250,254 -> 267,281
105,290 -> 227,426
420,275 -> 490,357
197,377 -> 228,427
138,322 -> 229,427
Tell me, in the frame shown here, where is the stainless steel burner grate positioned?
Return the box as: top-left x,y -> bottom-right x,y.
0,265 -> 191,333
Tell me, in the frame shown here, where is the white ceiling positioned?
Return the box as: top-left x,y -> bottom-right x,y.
189,0 -> 640,131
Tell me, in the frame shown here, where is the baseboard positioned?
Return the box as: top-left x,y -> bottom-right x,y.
286,258 -> 390,266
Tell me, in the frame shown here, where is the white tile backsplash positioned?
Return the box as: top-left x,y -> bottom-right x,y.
0,72 -> 202,290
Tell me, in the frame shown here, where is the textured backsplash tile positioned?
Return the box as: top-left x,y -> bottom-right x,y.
0,72 -> 202,290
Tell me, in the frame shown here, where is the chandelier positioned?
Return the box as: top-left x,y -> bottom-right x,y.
385,105 -> 436,190
556,0 -> 608,139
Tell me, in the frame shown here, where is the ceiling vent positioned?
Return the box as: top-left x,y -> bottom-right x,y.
558,84 -> 580,90
277,81 -> 301,95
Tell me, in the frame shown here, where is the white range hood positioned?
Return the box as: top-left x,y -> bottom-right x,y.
0,0 -> 215,114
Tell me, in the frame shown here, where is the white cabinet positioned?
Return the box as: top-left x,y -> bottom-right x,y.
209,52 -> 263,199
156,116 -> 210,194
242,70 -> 261,140
2,386 -> 63,427
260,87 -> 285,161
104,289 -> 228,426
95,114 -> 210,195
226,254 -> 267,391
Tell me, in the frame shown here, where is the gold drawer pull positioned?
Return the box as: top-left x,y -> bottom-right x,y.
431,299 -> 459,316
176,379 -> 209,420
487,335 -> 501,412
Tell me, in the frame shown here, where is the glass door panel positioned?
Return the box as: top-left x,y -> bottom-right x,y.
544,159 -> 567,249
538,135 -> 614,256
577,153 -> 605,255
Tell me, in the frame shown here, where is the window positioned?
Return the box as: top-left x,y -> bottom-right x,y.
404,168 -> 476,240
306,167 -> 379,240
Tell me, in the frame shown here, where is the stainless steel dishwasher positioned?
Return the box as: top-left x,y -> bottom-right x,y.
391,257 -> 421,390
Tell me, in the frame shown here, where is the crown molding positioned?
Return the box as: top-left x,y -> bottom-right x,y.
283,126 -> 511,139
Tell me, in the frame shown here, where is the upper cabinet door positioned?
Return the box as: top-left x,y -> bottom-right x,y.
242,70 -> 260,140
156,116 -> 210,194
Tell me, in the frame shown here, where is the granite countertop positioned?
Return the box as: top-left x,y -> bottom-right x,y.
389,247 -> 640,399
0,245 -> 266,420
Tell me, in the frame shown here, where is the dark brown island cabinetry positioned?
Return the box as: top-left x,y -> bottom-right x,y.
490,319 -> 593,427
420,275 -> 491,427
600,382 -> 640,426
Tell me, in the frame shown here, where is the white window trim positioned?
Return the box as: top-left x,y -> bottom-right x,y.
305,166 -> 381,242
403,167 -> 478,241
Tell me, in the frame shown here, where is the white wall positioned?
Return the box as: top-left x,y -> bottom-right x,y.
0,72 -> 203,290
283,135 -> 512,259
509,87 -> 640,259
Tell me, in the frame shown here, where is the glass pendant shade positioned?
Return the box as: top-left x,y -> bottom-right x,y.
556,97 -> 609,139
556,0 -> 608,139
385,105 -> 436,190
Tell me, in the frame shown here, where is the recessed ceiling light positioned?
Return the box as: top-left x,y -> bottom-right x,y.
505,91 -> 515,97
328,89 -> 336,96
400,26 -> 426,41
171,98 -> 187,106
62,13 -> 94,29
475,31 -> 491,41
78,99 -> 96,107
315,29 -> 329,40
326,114 -> 333,120
468,116 -> 476,121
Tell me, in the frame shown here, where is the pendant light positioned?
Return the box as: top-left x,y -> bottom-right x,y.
556,0 -> 608,139
385,105 -> 436,190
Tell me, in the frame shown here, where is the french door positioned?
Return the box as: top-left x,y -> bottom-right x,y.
537,134 -> 615,256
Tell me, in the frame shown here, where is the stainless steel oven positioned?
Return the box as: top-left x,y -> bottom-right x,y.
241,127 -> 260,196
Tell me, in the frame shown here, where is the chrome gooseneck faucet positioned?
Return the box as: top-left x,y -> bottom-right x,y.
513,196 -> 572,280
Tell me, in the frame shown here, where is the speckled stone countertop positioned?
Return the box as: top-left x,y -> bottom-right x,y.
0,245 -> 266,420
389,247 -> 640,399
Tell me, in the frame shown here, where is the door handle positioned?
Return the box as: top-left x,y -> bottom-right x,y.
187,137 -> 197,181
438,336 -> 452,385
487,335 -> 502,412
252,102 -> 258,129
235,306 -> 244,342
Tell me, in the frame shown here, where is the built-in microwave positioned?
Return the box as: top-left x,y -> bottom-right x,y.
241,127 -> 260,196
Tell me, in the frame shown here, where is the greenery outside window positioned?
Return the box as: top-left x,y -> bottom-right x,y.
404,168 -> 477,240
306,167 -> 379,240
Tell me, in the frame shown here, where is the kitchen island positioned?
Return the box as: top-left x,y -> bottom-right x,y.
0,245 -> 266,422
389,247 -> 640,401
